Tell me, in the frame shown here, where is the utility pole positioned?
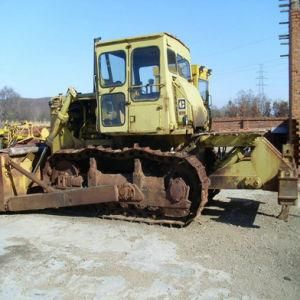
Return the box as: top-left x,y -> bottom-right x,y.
279,0 -> 300,173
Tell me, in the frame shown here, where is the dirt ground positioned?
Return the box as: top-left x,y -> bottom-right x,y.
0,189 -> 299,300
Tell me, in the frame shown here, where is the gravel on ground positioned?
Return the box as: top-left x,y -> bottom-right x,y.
0,190 -> 299,299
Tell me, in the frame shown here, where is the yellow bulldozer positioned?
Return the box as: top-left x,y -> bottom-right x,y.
0,33 -> 297,225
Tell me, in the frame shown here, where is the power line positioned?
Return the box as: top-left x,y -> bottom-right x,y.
204,36 -> 277,58
213,62 -> 286,76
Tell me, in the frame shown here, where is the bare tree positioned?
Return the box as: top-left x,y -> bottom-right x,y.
224,100 -> 238,117
0,86 -> 20,121
214,90 -> 281,118
261,99 -> 272,117
272,100 -> 289,117
0,86 -> 20,100
0,86 -> 50,122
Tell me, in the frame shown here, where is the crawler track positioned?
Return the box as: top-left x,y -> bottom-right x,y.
46,145 -> 210,226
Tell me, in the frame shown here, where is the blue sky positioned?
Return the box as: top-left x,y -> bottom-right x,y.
0,0 -> 288,107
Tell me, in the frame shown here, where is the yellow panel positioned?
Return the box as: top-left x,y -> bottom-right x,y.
129,103 -> 161,133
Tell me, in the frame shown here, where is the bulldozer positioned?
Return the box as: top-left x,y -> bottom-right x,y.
0,33 -> 298,225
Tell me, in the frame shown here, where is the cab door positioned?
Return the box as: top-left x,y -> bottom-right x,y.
128,42 -> 165,133
97,44 -> 129,133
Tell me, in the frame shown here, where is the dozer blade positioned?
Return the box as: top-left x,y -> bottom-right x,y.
3,184 -> 143,212
0,151 -> 144,212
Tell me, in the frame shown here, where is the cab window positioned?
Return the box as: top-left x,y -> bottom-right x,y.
101,93 -> 125,126
167,49 -> 177,73
177,54 -> 191,80
99,50 -> 126,87
131,46 -> 160,101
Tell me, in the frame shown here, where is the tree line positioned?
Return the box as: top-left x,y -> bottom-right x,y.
0,86 -> 50,123
211,90 -> 288,118
0,86 -> 289,124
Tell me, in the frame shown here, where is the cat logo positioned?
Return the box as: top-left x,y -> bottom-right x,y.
178,99 -> 186,110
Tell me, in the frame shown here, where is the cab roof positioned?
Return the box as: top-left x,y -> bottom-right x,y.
95,32 -> 189,51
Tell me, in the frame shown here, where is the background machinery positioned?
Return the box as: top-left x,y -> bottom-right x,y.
0,33 -> 298,225
0,121 -> 49,149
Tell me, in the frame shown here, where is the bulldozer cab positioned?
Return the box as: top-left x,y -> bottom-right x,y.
94,33 -> 209,135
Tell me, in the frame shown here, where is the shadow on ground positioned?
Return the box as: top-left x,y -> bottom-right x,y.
4,197 -> 279,229
39,197 -> 267,228
202,197 -> 268,228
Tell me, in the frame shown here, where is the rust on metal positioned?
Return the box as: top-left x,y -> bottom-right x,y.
168,178 -> 189,203
6,157 -> 55,193
1,144 -> 210,225
4,183 -> 144,212
277,204 -> 290,222
5,185 -> 119,211
87,157 -> 127,187
118,183 -> 136,202
278,176 -> 298,205
133,159 -> 144,188
0,155 -> 5,211
99,214 -> 188,227
46,145 -> 210,223
50,160 -> 83,188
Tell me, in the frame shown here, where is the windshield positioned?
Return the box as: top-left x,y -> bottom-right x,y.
131,46 -> 160,101
99,50 -> 126,87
